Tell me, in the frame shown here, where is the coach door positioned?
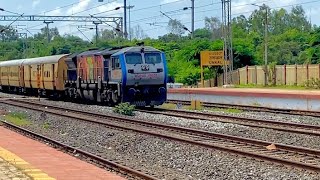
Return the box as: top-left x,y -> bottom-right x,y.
37,65 -> 41,89
52,64 -> 55,90
19,66 -> 24,88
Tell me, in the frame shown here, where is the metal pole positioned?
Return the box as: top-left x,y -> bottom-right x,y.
191,0 -> 195,38
93,21 -> 101,45
95,23 -> 98,44
264,8 -> 268,86
229,0 -> 233,84
221,0 -> 233,85
124,0 -> 127,39
46,23 -> 49,42
126,5 -> 134,41
129,5 -> 131,41
43,21 -> 53,43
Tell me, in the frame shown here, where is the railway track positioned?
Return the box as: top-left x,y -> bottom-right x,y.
138,108 -> 320,137
167,100 -> 320,118
2,99 -> 320,172
0,121 -> 158,180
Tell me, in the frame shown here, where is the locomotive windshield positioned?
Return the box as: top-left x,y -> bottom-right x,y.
145,53 -> 161,64
125,53 -> 143,64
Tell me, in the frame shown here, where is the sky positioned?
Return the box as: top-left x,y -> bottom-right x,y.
0,0 -> 319,40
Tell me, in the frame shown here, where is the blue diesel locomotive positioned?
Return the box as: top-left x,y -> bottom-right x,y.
64,45 -> 168,107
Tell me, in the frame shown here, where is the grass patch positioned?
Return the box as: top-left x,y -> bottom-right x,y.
4,112 -> 30,126
210,108 -> 243,113
160,103 -> 177,109
42,122 -> 50,129
113,102 -> 135,116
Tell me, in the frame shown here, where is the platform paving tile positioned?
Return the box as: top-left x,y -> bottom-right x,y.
0,157 -> 31,180
0,126 -> 126,180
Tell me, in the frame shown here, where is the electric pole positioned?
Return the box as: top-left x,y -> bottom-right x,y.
93,21 -> 102,45
191,0 -> 194,38
264,8 -> 268,86
124,0 -> 127,39
221,0 -> 233,85
43,21 -> 53,43
252,4 -> 268,86
127,5 -> 134,41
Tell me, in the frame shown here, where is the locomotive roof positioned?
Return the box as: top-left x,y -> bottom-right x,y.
0,54 -> 68,67
77,49 -> 102,56
111,46 -> 162,56
97,48 -> 122,56
75,46 -> 161,57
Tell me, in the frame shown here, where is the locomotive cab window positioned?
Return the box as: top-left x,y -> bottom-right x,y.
125,53 -> 143,65
145,53 -> 162,64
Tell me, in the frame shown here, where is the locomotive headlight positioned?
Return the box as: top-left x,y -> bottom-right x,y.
128,69 -> 134,73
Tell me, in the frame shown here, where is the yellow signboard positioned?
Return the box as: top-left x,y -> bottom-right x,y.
200,50 -> 230,87
200,51 -> 230,66
201,51 -> 224,66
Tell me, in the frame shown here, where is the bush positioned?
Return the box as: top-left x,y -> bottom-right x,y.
113,103 -> 135,116
304,78 -> 320,89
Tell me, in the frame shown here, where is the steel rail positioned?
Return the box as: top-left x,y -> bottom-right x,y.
138,108 -> 320,136
167,100 -> 320,118
3,99 -> 320,172
0,121 -> 159,180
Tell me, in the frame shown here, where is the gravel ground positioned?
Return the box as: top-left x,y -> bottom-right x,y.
18,97 -> 320,150
0,102 -> 320,179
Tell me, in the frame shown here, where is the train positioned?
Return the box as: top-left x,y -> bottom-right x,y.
0,45 -> 168,107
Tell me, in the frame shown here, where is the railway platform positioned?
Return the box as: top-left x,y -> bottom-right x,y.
168,88 -> 320,111
0,126 -> 125,180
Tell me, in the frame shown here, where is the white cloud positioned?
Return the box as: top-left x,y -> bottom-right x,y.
47,7 -> 62,16
67,0 -> 92,15
17,5 -> 23,11
161,0 -> 178,3
96,1 -> 123,16
32,0 -> 41,8
231,0 -> 298,16
271,0 -> 296,7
